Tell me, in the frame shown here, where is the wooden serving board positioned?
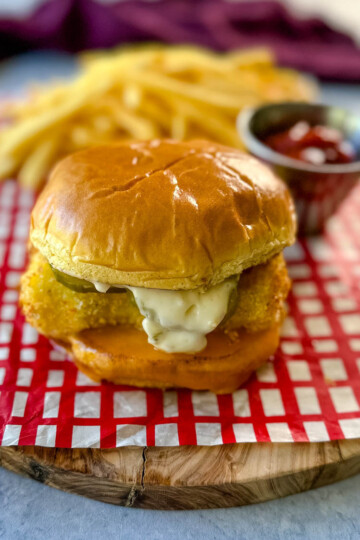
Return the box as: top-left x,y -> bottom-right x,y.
1,440 -> 360,509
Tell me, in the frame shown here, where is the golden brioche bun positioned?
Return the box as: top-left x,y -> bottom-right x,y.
30,140 -> 296,290
62,323 -> 281,394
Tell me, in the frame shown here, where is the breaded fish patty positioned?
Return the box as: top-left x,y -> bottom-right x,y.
20,251 -> 290,342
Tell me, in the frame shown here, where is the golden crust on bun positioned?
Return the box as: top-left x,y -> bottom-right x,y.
30,139 -> 296,290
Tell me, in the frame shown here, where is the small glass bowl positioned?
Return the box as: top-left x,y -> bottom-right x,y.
237,102 -> 360,235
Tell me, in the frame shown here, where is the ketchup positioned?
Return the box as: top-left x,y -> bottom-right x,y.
263,121 -> 355,165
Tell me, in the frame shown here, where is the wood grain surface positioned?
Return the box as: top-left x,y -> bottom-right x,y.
1,440 -> 360,509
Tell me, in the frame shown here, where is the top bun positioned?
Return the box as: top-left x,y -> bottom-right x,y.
30,140 -> 296,290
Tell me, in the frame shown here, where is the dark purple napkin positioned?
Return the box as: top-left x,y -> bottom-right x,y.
1,0 -> 360,81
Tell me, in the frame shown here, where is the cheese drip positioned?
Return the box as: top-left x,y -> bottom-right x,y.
129,279 -> 237,353
92,278 -> 238,353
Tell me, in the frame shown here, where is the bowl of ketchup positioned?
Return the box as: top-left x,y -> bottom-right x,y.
238,102 -> 360,235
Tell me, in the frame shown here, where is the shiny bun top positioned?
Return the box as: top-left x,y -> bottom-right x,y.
30,139 -> 296,289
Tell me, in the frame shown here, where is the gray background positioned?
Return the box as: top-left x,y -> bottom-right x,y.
1,467 -> 360,540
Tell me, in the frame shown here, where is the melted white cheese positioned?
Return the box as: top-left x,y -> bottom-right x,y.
128,279 -> 237,353
87,277 -> 237,353
93,281 -> 112,293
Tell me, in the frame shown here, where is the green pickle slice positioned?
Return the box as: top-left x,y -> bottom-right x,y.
50,265 -> 125,293
221,280 -> 239,324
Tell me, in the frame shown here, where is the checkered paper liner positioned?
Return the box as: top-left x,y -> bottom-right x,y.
1,180 -> 360,448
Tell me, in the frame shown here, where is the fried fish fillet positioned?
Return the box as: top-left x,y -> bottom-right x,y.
20,251 -> 290,342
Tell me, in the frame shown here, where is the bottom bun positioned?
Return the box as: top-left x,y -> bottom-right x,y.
66,323 -> 281,394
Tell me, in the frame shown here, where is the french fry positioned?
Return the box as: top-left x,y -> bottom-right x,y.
171,115 -> 187,140
70,125 -> 97,149
169,98 -> 243,147
129,70 -> 253,111
0,156 -> 16,180
108,100 -> 160,139
135,96 -> 172,130
18,136 -> 60,189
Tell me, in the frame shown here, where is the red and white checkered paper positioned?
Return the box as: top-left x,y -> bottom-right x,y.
1,179 -> 360,448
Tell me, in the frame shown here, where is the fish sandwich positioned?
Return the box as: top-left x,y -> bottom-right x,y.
20,140 -> 296,393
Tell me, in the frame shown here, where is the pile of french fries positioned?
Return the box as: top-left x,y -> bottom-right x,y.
0,44 -> 316,189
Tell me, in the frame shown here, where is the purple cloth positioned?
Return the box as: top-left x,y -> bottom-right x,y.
1,0 -> 360,81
